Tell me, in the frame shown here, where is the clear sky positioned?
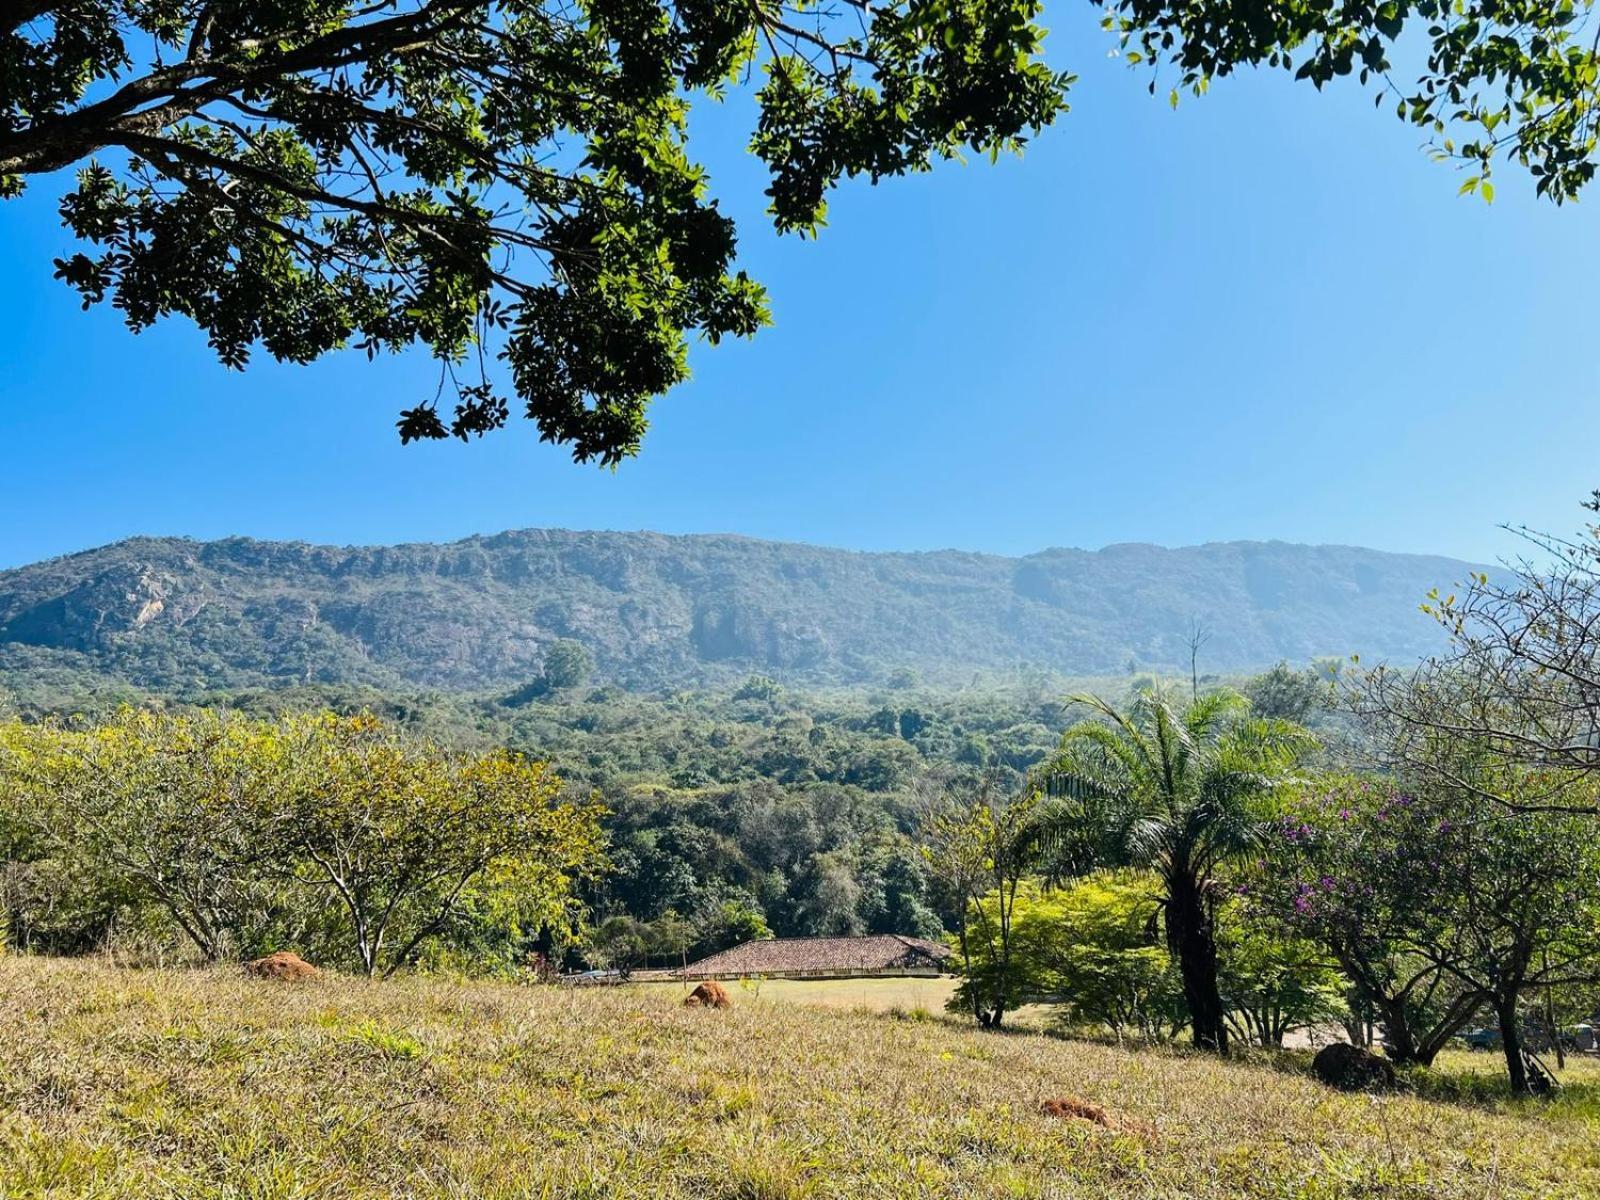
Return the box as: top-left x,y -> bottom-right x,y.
3,18 -> 1596,572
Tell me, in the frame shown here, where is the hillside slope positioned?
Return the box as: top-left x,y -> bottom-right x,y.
0,530 -> 1478,693
0,957 -> 1589,1199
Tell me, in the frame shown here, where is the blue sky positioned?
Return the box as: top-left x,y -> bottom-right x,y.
3,19 -> 1597,572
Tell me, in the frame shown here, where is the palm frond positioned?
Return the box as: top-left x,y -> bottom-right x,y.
1123,814 -> 1177,865
1025,785 -> 1135,884
1183,688 -> 1249,742
1044,687 -> 1315,883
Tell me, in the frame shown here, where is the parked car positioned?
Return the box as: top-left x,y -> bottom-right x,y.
1462,1024 -> 1592,1052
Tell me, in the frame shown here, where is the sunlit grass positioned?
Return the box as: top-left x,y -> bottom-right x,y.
639,974 -> 963,1015
0,956 -> 1595,1198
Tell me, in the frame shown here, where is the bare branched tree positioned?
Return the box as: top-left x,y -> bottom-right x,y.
1185,615 -> 1211,701
1349,495 -> 1600,814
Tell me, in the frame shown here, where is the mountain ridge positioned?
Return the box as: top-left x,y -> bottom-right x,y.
0,529 -> 1485,697
13,528 -> 1468,565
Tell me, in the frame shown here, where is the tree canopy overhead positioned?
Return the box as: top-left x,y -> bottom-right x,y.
1,0 -> 1067,462
4,0 -> 1596,462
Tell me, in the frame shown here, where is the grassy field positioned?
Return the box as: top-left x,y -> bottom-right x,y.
0,958 -> 1596,1198
642,974 -> 964,1014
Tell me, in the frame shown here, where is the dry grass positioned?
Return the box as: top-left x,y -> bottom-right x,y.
642,974 -> 963,1015
0,957 -> 1596,1198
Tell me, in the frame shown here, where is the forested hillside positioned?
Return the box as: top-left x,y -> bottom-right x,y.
0,530 -> 1475,699
0,667 -> 1338,974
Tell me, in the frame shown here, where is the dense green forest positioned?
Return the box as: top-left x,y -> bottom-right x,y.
0,659 -> 1339,969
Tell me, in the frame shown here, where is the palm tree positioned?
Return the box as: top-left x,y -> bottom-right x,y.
1035,687 -> 1315,1052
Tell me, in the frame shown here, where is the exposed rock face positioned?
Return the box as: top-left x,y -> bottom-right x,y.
1313,1043 -> 1397,1091
244,951 -> 321,982
682,980 -> 732,1009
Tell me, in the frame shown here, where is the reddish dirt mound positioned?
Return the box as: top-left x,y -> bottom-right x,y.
243,951 -> 320,982
682,980 -> 732,1009
1040,1096 -> 1111,1126
1040,1096 -> 1156,1139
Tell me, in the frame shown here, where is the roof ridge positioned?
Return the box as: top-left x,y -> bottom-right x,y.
738,933 -> 906,945
684,932 -> 952,974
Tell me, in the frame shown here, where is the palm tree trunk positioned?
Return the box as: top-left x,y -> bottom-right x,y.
1168,872 -> 1228,1053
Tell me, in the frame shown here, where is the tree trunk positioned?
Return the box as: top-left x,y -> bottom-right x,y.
1414,991 -> 1484,1067
1375,995 -> 1421,1065
1496,994 -> 1530,1096
956,922 -> 986,1027
1543,953 -> 1566,1072
1168,873 -> 1228,1053
1340,989 -> 1369,1049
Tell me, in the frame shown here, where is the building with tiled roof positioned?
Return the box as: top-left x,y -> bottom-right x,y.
682,934 -> 952,980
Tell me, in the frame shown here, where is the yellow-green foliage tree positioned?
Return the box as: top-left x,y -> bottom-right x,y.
286,714 -> 605,977
919,779 -> 1039,1029
0,709 -> 296,960
0,710 -> 606,975
1038,875 -> 1187,1044
958,875 -> 1185,1043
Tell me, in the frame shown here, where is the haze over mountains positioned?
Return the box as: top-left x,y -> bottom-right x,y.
0,530 -> 1481,697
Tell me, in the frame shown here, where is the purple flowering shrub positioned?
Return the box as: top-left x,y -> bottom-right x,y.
1246,776 -> 1481,1066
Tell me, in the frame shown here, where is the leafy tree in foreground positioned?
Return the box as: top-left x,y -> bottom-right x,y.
0,709 -> 297,961
5,3 -> 1597,458
1215,901 -> 1346,1049
1106,0 -> 1600,202
1036,688 -> 1315,1052
287,714 -> 605,977
920,777 -> 1038,1028
1416,788 -> 1600,1095
1270,766 -> 1600,1095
